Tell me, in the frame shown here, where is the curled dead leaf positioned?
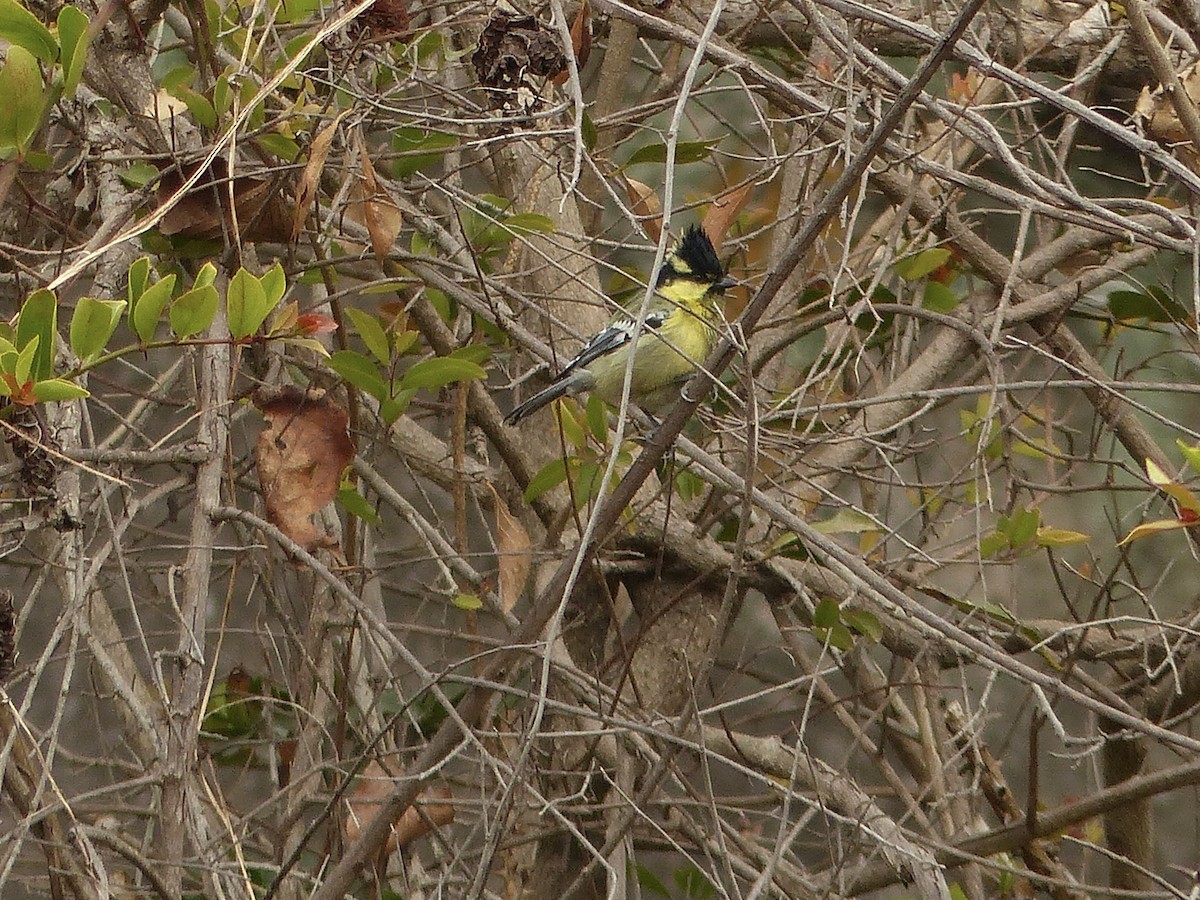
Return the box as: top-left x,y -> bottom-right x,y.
344,129 -> 402,258
358,0 -> 410,37
253,386 -> 355,551
489,484 -> 530,613
1136,62 -> 1200,176
344,759 -> 454,852
552,1 -> 591,84
158,158 -> 292,243
701,181 -> 754,250
622,176 -> 662,244
292,112 -> 347,243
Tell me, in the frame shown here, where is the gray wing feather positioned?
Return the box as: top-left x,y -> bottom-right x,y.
559,312 -> 666,378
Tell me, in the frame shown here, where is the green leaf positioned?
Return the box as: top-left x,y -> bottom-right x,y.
31,377 -> 88,402
812,508 -> 878,535
1179,439 -> 1200,475
573,459 -> 607,508
194,261 -> 217,289
452,592 -> 483,611
625,138 -> 721,167
841,608 -> 883,642
22,148 -> 49,169
14,334 -> 37,384
895,247 -> 952,281
120,161 -> 159,188
56,5 -> 91,96
380,390 -> 413,424
127,256 -> 151,305
1107,287 -> 1188,323
0,45 -> 45,154
921,281 -> 959,312
1006,507 -> 1040,547
1035,527 -> 1089,548
345,307 -> 391,364
505,213 -> 556,235
227,267 -> 270,339
16,288 -> 56,381
254,131 -> 300,161
581,109 -> 597,152
814,622 -> 854,651
450,344 -> 491,365
132,274 -> 176,343
813,598 -> 840,629
634,864 -> 672,898
170,284 -> 220,338
328,349 -> 388,401
167,83 -> 217,129
70,297 -> 125,361
337,481 -> 381,524
978,531 -> 1009,559
260,261 -> 286,307
399,356 -> 486,391
524,457 -> 568,502
0,0 -> 57,62
213,73 -> 232,117
392,329 -> 419,356
585,392 -> 607,443
391,126 -> 457,178
673,468 -> 706,503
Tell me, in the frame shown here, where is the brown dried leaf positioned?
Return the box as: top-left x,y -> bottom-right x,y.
702,181 -> 754,250
489,484 -> 530,613
1136,61 -> 1200,146
359,0 -> 410,37
623,176 -> 661,244
253,386 -> 355,551
345,129 -> 402,258
551,1 -> 591,84
344,759 -> 454,852
276,739 -> 297,788
159,159 -> 292,243
292,112 -> 346,243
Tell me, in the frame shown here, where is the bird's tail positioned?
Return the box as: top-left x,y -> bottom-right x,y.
503,380 -> 574,425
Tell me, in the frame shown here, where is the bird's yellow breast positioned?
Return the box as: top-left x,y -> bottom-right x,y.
588,289 -> 721,413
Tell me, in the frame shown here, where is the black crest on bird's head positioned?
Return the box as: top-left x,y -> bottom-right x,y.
657,225 -> 726,286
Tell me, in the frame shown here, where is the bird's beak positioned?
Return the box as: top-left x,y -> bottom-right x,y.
717,275 -> 739,291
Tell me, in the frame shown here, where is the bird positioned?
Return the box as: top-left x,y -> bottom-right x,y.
504,226 -> 736,426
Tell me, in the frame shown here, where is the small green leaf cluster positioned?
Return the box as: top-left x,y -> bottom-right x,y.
623,137 -> 724,169
894,245 -> 960,312
391,125 -> 458,178
452,193 -> 556,262
0,290 -> 88,403
978,506 -> 1088,559
523,395 -> 634,509
327,310 -> 488,425
1106,286 -> 1189,324
0,257 -> 308,408
811,598 -> 882,652
0,0 -> 94,159
128,257 -> 302,347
